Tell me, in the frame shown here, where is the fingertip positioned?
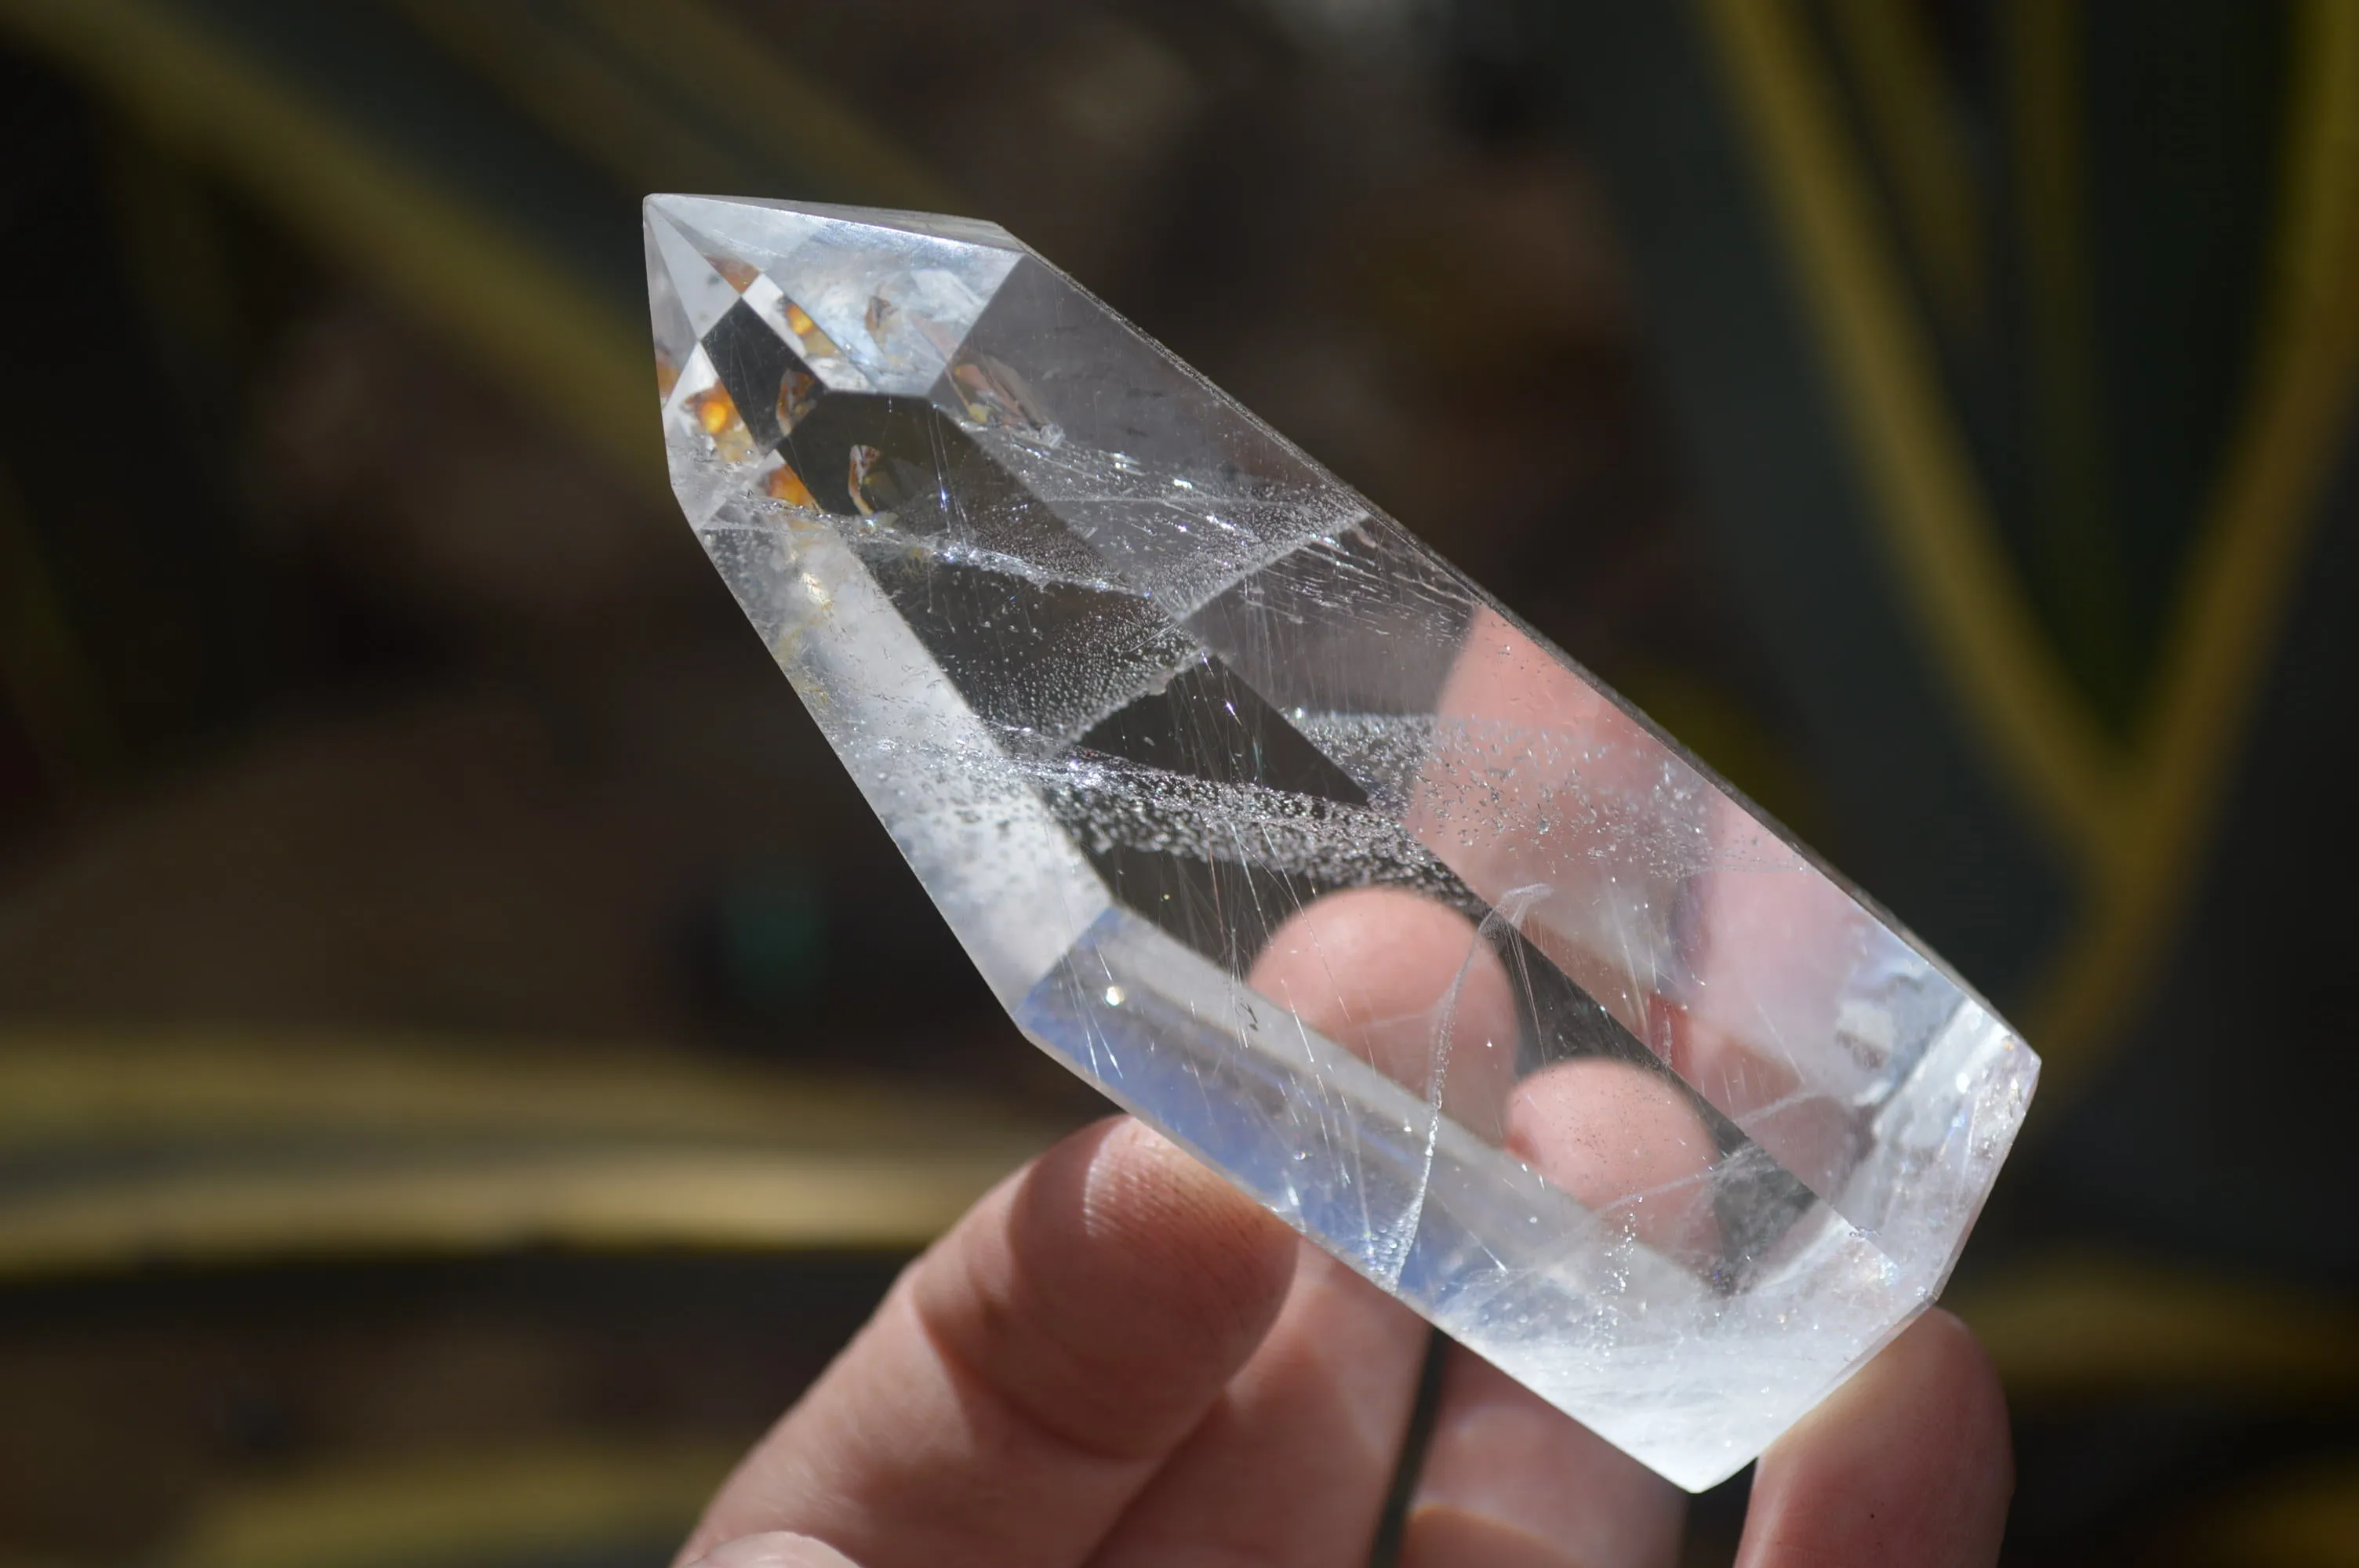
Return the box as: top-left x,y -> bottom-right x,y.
1250,886 -> 1505,1030
1250,887 -> 1521,1136
1408,1350 -> 1685,1568
1739,1308 -> 2013,1568
1906,1308 -> 2009,1437
1071,1116 -> 1302,1351
1798,1309 -> 2011,1485
1504,1058 -> 1721,1261
915,1115 -> 1298,1461
684,1532 -> 862,1568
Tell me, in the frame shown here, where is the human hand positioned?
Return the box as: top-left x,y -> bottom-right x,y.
673,1065 -> 2009,1568
675,593 -> 2013,1566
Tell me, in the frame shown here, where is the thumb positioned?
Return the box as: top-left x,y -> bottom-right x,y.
677,1116 -> 1299,1568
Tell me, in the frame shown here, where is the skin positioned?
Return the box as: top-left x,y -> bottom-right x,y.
676,615 -> 2015,1566
674,894 -> 2012,1567
675,1111 -> 2008,1568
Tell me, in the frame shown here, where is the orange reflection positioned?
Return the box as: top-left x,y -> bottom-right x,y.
765,463 -> 816,508
777,369 -> 819,434
783,302 -> 842,360
685,385 -> 755,464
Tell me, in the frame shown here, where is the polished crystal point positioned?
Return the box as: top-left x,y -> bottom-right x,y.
645,194 -> 2037,1490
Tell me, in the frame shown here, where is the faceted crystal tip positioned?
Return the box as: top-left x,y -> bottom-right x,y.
645,194 -> 2039,1491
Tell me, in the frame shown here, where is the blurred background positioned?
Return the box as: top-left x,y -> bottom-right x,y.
0,0 -> 2354,1563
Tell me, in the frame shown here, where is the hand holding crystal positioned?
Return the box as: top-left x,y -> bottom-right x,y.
648,195 -> 2032,1559
672,1129 -> 2009,1568
673,888 -> 2012,1568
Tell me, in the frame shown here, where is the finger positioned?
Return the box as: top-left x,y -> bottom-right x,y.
686,1534 -> 862,1568
1088,1247 -> 1428,1567
1249,884 -> 1521,1142
1410,604 -> 1679,1036
678,1116 -> 1298,1568
1418,607 -> 1878,1207
1085,887 -> 1508,1565
1666,800 -> 1880,1197
1403,1350 -> 1685,1568
1735,1309 -> 2012,1568
1504,1057 -> 1721,1265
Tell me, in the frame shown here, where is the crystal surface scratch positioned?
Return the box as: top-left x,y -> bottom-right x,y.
645,194 -> 2039,1490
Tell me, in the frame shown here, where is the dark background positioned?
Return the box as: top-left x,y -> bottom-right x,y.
0,2 -> 2354,1563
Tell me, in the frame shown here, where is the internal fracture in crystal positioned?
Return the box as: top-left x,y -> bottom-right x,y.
645,193 -> 2040,1490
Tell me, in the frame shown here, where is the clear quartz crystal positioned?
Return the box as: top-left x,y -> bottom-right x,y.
645,194 -> 2038,1490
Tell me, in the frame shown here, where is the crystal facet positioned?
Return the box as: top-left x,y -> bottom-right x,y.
645,194 -> 2039,1490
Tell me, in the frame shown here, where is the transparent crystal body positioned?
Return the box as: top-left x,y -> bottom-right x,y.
645,194 -> 2038,1490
